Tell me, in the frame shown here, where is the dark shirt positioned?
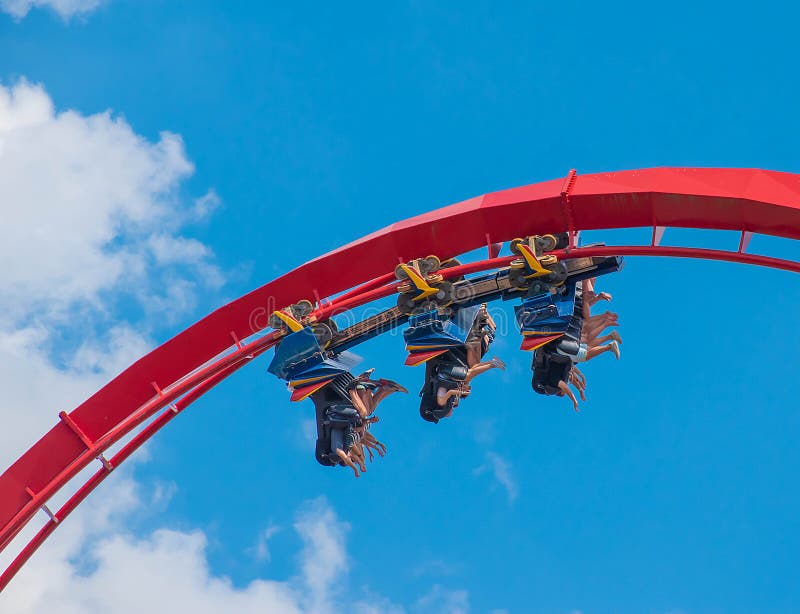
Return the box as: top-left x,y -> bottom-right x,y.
532,350 -> 572,396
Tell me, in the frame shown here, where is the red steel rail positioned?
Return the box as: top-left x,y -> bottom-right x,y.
3,167 -> 800,591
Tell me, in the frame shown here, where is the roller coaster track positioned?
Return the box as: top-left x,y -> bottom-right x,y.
2,166 -> 800,591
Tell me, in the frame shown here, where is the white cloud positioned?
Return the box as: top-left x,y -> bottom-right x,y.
0,79 -> 220,325
192,189 -> 221,220
471,420 -> 519,504
253,524 -> 281,563
2,491 -> 342,614
148,234 -> 211,266
412,559 -> 460,578
1,0 -> 103,20
2,485 -> 457,614
353,591 -> 406,614
300,417 -> 318,446
414,584 -> 470,614
295,497 -> 350,612
474,452 -> 519,504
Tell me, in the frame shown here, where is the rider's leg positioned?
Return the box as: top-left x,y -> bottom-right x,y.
348,388 -> 372,419
586,340 -> 620,360
335,448 -> 360,477
464,357 -> 505,384
557,380 -> 580,412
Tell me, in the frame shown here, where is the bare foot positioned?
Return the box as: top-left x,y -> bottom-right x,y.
378,378 -> 408,393
491,357 -> 506,370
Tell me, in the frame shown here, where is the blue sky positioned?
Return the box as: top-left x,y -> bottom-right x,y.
1,2 -> 800,613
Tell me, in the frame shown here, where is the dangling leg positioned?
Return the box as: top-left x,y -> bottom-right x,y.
348,388 -> 372,419
355,368 -> 375,381
368,380 -> 408,411
335,449 -> 360,477
584,278 -> 612,308
587,330 -> 622,348
349,443 -> 367,472
557,380 -> 580,412
569,370 -> 587,401
589,291 -> 612,306
362,431 -> 387,457
358,429 -> 375,462
581,316 -> 617,338
582,316 -> 619,342
464,357 -> 506,384
584,312 -> 619,330
586,340 -> 620,361
582,278 -> 595,319
583,316 -> 616,334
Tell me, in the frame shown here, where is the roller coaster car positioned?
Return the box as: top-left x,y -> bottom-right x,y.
403,304 -> 489,366
267,326 -> 361,402
515,283 -> 579,352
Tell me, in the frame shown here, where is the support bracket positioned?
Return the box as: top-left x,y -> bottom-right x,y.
58,411 -> 94,451
560,169 -> 578,249
25,487 -> 58,524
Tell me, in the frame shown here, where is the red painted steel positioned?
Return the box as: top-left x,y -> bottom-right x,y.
3,167 -> 800,590
0,330 -> 278,557
0,358 -> 255,591
552,245 -> 800,274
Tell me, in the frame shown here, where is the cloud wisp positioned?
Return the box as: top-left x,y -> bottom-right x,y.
1,0 -> 104,20
474,452 -> 519,504
471,419 -> 520,504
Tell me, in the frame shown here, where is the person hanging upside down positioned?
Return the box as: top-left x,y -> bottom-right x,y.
530,277 -> 621,411
311,370 -> 404,478
416,304 -> 505,423
419,352 -> 506,423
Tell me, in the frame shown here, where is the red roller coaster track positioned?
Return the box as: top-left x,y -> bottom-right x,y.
2,166 -> 800,592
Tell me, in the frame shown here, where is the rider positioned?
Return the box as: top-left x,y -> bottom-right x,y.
530,278 -> 619,411
419,307 -> 505,423
550,280 -> 620,364
311,370 -> 404,478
